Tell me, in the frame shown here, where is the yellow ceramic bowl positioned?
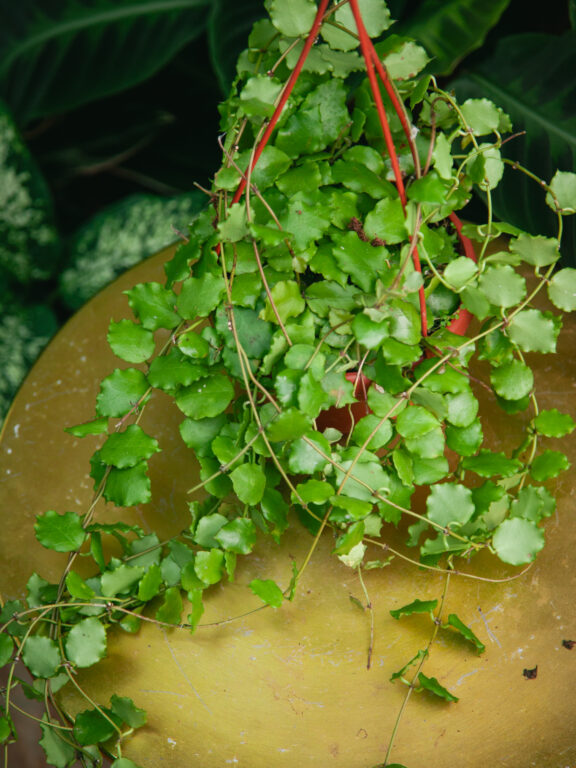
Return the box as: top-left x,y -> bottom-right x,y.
1,246 -> 575,767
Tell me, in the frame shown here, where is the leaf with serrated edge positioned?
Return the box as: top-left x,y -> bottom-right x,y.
65,618 -> 107,668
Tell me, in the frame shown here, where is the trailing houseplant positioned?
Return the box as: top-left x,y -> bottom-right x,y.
2,0 -> 576,765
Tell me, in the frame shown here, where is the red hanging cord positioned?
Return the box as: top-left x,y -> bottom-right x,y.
231,0 -> 331,206
347,0 -> 428,335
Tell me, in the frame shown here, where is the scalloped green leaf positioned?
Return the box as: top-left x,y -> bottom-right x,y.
445,613 -> 485,653
461,450 -> 521,478
22,636 -> 61,678
96,368 -> 149,418
107,319 -> 155,364
390,598 -> 438,620
249,578 -> 284,608
547,268 -> 576,311
534,408 -> 575,438
509,234 -> 560,267
35,510 -> 86,553
39,718 -> 76,766
110,695 -> 147,729
65,618 -> 107,669
178,272 -> 226,319
64,417 -> 109,438
418,672 -> 459,702
215,518 -> 257,554
492,517 -> 545,565
125,282 -> 180,331
194,549 -> 225,585
396,406 -> 439,438
265,0 -> 316,36
507,309 -> 559,353
547,170 -> 576,214
99,424 -> 160,469
101,564 -> 145,597
229,464 -> 266,506
0,634 -> 14,668
156,586 -> 183,625
490,360 -> 534,400
478,266 -> 526,308
530,450 -> 570,481
426,483 -> 475,528
175,374 -> 234,419
73,707 -> 120,745
104,462 -> 151,507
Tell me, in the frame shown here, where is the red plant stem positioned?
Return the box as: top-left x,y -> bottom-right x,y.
231,0 -> 331,206
348,0 -> 428,335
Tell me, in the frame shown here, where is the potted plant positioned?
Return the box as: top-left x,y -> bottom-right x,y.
2,0 -> 576,766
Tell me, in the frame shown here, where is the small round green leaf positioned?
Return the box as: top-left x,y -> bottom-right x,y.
65,618 -> 107,669
492,518 -> 545,565
175,375 -> 234,418
229,464 -> 266,506
445,390 -> 479,427
96,368 -> 149,418
35,510 -> 86,553
104,462 -> 151,507
110,695 -> 147,729
534,408 -> 575,438
509,234 -> 560,267
125,282 -> 180,331
249,578 -> 284,608
530,450 -> 570,481
74,708 -> 120,745
507,310 -> 559,353
156,586 -> 183,625
547,268 -> 576,311
352,414 -> 393,450
396,406 -> 439,438
0,634 -> 14,668
22,636 -> 61,678
107,319 -> 155,363
100,425 -> 160,469
215,518 -> 257,555
546,170 -> 576,214
479,266 -> 526,308
461,450 -> 521,478
490,360 -> 533,400
426,483 -> 475,528
194,549 -> 225,585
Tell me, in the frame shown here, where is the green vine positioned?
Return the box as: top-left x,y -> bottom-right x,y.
2,1 -> 576,766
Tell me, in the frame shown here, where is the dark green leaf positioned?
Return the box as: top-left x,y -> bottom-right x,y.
418,672 -> 459,702
510,486 -> 555,523
100,425 -> 160,469
35,510 -> 86,552
396,406 -> 439,438
175,375 -> 234,419
39,719 -> 76,767
74,708 -> 120,745
96,368 -> 149,418
107,319 -> 155,364
178,272 -> 226,319
534,409 -> 575,438
65,618 -> 107,668
0,634 -> 14,668
64,417 -> 109,438
390,598 -> 438,620
125,282 -> 180,331
215,518 -> 257,555
333,521 -> 365,556
530,450 -> 570,481
101,564 -> 145,597
461,450 -> 521,478
104,462 -> 151,507
394,0 -> 510,74
156,586 -> 183,625
22,636 -> 61,678
267,408 -> 311,442
1,1 -> 210,121
249,578 -> 284,608
137,564 -> 162,601
490,360 -> 534,400
445,613 -> 485,653
363,197 -> 408,244
147,351 -> 207,391
194,549 -> 225,585
110,695 -> 147,729
179,414 -> 227,456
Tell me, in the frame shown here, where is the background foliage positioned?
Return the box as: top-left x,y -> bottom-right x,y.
0,0 -> 573,424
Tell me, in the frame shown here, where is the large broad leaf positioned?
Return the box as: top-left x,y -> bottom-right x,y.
208,0 -> 265,94
0,0 -> 210,124
60,191 -> 205,310
451,32 -> 576,266
391,0 -> 511,74
0,100 -> 59,284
